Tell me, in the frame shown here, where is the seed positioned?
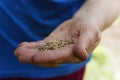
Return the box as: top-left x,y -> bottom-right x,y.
38,40 -> 72,51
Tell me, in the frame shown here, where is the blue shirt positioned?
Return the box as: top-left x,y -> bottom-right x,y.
0,0 -> 91,78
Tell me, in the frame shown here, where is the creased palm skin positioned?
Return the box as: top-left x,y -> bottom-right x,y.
14,19 -> 101,67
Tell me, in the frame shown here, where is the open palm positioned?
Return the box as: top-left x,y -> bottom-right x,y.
14,19 -> 101,67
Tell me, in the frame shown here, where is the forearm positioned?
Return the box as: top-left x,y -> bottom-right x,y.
73,0 -> 120,31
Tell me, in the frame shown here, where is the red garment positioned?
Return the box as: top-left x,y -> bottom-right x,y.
1,66 -> 85,80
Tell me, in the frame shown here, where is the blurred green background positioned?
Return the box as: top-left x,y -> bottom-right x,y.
84,15 -> 120,80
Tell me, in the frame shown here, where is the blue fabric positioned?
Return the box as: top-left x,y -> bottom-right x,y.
0,0 -> 91,78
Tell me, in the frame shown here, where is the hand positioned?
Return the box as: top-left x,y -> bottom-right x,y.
14,19 -> 101,67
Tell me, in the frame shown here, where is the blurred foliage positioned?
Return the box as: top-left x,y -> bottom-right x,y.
84,45 -> 113,80
92,45 -> 108,66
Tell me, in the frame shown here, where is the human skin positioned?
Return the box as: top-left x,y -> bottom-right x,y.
14,0 -> 120,67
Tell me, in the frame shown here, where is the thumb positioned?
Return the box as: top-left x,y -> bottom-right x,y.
73,32 -> 92,61
73,45 -> 88,61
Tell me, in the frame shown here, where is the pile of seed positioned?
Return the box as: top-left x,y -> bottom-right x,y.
38,40 -> 72,51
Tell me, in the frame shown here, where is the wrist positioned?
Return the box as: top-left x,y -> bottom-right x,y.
72,16 -> 101,33
73,0 -> 120,32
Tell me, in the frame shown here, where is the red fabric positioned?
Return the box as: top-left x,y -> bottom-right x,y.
1,66 -> 85,80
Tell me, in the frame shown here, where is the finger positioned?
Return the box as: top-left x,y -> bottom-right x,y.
14,42 -> 30,57
28,41 -> 45,49
18,42 -> 30,47
18,49 -> 37,63
35,63 -> 61,67
15,45 -> 39,63
14,41 -> 44,57
63,58 -> 81,63
73,31 -> 95,61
